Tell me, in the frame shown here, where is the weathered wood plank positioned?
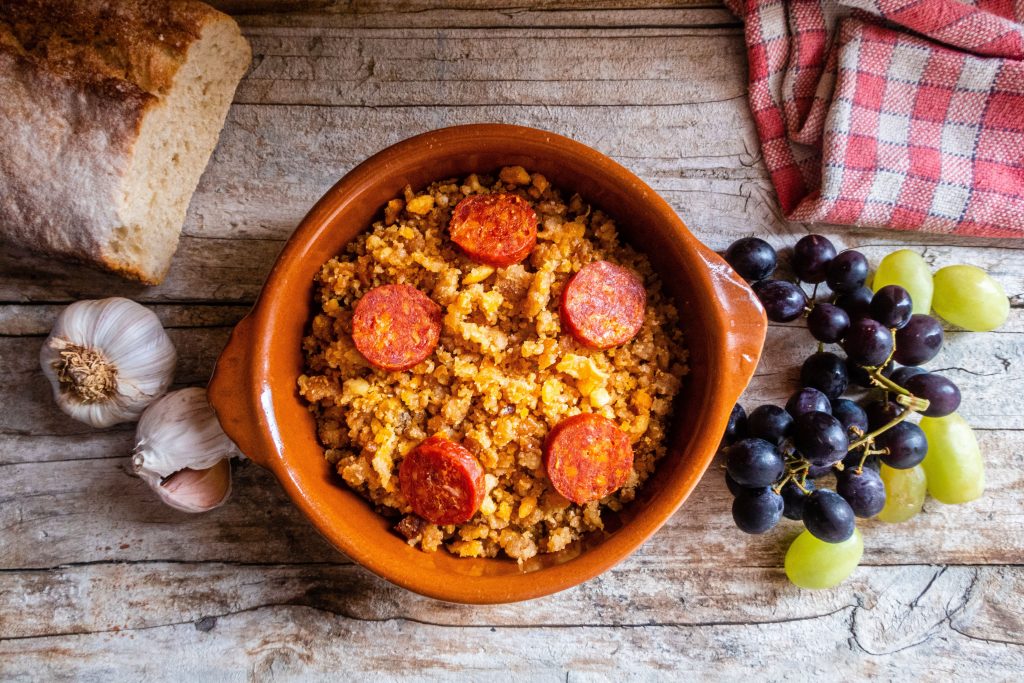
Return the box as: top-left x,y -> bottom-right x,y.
0,459 -> 341,568
213,0 -> 728,12
235,30 -> 746,107
237,8 -> 739,30
1,565 -> 1021,681
0,237 -> 282,304
0,304 -> 249,337
216,1 -> 736,30
0,561 -> 1017,648
2,425 -> 1021,570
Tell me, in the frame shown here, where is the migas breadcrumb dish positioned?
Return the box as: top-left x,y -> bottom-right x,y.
298,167 -> 687,562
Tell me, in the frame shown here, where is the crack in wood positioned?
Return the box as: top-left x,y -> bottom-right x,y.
0,602 -> 859,643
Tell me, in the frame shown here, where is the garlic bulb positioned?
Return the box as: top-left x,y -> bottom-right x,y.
39,298 -> 177,428
133,387 -> 238,513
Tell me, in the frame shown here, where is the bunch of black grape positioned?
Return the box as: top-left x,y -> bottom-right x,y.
720,235 -> 962,544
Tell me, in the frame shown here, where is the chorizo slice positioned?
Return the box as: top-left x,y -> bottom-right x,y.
448,193 -> 538,267
543,413 -> 634,504
561,260 -> 646,349
352,284 -> 442,371
399,436 -> 486,525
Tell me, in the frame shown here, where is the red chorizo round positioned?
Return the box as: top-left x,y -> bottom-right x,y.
448,193 -> 538,267
351,284 -> 442,371
561,260 -> 646,349
399,436 -> 486,525
543,413 -> 634,505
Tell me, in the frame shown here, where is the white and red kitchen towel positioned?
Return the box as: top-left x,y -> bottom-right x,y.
723,0 -> 1024,237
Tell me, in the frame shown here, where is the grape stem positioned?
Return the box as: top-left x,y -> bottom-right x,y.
853,447 -> 886,474
868,369 -> 909,396
854,451 -> 869,474
847,408 -> 912,452
867,368 -> 931,412
791,460 -> 811,491
896,393 -> 931,412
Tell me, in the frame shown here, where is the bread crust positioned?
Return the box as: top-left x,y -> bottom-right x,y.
0,1 -> 249,284
0,0 -> 210,95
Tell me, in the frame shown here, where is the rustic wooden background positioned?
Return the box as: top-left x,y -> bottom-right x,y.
2,1 -> 1022,678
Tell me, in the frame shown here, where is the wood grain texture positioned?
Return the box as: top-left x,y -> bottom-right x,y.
2,566 -> 1023,680
1,2 -> 1022,678
213,0 -> 736,29
2,563 -> 1022,678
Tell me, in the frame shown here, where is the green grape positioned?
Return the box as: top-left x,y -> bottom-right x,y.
932,265 -> 1009,332
872,249 -> 933,315
785,528 -> 863,590
919,412 -> 985,504
877,464 -> 926,523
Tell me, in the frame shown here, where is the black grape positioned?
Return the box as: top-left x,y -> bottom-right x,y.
806,463 -> 833,479
725,237 -> 777,281
894,314 -> 944,366
732,487 -> 784,534
800,351 -> 849,400
807,303 -> 850,343
825,250 -> 869,293
842,452 -> 880,472
792,234 -> 837,284
753,279 -> 808,323
802,489 -> 856,543
786,387 -> 832,418
864,399 -> 901,431
890,364 -> 926,388
835,286 -> 874,321
746,404 -> 794,446
725,438 -> 785,488
877,422 -> 928,469
842,318 -> 894,366
832,398 -> 869,438
794,411 -> 849,466
847,357 -> 894,389
905,373 -> 962,418
836,467 -> 887,518
723,403 -> 748,446
725,471 -> 745,497
870,285 -> 914,329
781,478 -> 816,521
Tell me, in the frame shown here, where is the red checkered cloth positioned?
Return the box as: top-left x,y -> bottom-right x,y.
724,0 -> 1024,237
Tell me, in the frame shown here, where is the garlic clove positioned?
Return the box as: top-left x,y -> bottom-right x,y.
133,387 -> 238,480
40,298 -> 177,428
150,459 -> 232,513
133,387 -> 239,512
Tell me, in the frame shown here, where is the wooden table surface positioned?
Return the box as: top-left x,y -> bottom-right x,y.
2,1 -> 1023,679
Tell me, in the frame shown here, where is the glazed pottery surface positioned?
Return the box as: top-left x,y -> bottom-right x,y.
208,124 -> 767,603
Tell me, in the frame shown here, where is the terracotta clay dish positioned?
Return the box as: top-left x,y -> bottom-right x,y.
208,124 -> 766,603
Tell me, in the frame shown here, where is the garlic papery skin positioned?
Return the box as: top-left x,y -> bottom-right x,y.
152,460 -> 232,513
39,298 -> 177,428
133,387 -> 239,512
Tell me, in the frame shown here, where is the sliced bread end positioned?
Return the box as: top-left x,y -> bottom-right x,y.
109,15 -> 251,285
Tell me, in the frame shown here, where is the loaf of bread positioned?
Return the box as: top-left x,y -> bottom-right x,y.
0,0 -> 251,284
